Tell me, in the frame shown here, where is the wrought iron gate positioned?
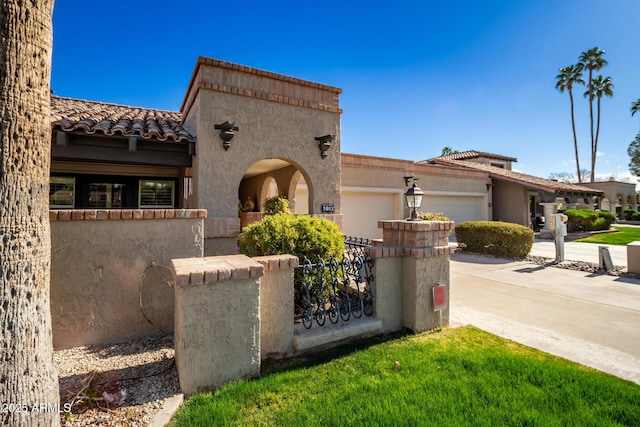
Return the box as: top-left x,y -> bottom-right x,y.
294,237 -> 375,328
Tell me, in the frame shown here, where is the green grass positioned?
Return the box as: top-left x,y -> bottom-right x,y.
576,226 -> 640,245
168,327 -> 640,427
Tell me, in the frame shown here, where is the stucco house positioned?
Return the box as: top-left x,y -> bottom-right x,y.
46,55 -> 618,348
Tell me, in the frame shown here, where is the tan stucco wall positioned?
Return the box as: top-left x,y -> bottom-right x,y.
254,255 -> 298,358
492,180 -> 530,226
189,90 -> 341,218
370,255 -> 403,332
583,181 -> 638,211
402,256 -> 450,331
183,59 -> 342,228
50,210 -> 205,349
172,254 -> 263,394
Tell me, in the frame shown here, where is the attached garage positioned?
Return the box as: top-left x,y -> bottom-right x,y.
341,188 -> 403,239
422,192 -> 488,226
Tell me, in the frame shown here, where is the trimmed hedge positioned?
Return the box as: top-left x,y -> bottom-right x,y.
238,213 -> 344,261
564,209 -> 615,232
455,221 -> 534,258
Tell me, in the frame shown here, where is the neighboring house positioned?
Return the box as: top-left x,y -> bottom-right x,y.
579,180 -> 638,214
427,151 -> 604,229
340,153 -> 490,238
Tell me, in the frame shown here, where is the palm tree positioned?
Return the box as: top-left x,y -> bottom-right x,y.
0,1 -> 60,426
585,75 -> 614,181
555,64 -> 585,183
578,47 -> 608,182
632,99 -> 640,116
632,98 -> 640,130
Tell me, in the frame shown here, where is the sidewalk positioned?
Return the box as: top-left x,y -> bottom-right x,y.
530,238 -> 629,268
449,251 -> 640,385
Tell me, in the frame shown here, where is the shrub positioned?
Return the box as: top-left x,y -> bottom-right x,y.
455,221 -> 533,258
623,208 -> 635,221
418,212 -> 451,221
263,196 -> 289,216
632,211 -> 640,221
565,209 -> 615,232
238,213 -> 344,261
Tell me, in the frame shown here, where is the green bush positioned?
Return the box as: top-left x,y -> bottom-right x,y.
238,213 -> 344,261
623,208 -> 635,221
263,196 -> 289,216
632,211 -> 640,221
418,212 -> 451,221
455,221 -> 534,258
565,209 -> 615,232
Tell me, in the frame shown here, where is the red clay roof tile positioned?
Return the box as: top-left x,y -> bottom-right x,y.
433,158 -> 602,195
50,96 -> 195,143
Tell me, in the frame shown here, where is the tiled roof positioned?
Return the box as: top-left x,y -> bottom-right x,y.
50,96 -> 195,143
434,158 -> 603,195
433,150 -> 518,162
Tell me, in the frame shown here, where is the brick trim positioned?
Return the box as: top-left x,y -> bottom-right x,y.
181,56 -> 343,115
198,57 -> 342,94
50,209 -> 207,221
254,254 -> 299,271
193,81 -> 343,114
378,220 -> 455,232
172,254 -> 264,287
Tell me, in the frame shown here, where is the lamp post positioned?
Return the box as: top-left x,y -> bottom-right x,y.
404,176 -> 424,221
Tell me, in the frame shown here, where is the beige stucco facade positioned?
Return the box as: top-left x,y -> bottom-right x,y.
181,58 -> 342,254
491,180 -> 530,225
583,180 -> 638,213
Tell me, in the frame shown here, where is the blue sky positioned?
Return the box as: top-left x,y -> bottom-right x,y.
52,1 -> 640,187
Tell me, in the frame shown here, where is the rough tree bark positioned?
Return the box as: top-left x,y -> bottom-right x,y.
0,1 -> 59,426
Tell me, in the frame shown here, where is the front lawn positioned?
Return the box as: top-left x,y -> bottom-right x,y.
169,326 -> 640,426
576,226 -> 640,246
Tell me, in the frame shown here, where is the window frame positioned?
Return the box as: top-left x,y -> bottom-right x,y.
49,176 -> 76,209
138,179 -> 176,209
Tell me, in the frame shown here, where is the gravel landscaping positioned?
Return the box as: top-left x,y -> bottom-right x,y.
55,334 -> 179,426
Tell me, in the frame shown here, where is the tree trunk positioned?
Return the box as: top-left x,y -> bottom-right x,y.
593,97 -> 601,183
568,89 -> 582,183
0,1 -> 59,426
588,69 -> 595,183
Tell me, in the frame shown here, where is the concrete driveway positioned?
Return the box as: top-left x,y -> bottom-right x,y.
450,247 -> 640,385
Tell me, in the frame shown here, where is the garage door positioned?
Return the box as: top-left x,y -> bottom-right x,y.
424,194 -> 487,225
342,192 -> 399,240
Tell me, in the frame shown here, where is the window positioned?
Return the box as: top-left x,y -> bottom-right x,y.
139,180 -> 175,208
490,162 -> 505,169
50,176 -> 75,208
89,183 -> 126,208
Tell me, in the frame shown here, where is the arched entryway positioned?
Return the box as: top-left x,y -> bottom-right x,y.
238,158 -> 312,228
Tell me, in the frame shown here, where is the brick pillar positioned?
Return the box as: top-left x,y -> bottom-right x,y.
171,255 -> 264,394
375,220 -> 455,333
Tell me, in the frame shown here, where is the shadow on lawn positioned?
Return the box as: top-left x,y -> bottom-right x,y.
261,328 -> 417,376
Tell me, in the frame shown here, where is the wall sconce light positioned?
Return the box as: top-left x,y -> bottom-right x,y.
214,121 -> 238,151
314,134 -> 335,159
404,175 -> 424,221
486,182 -> 494,191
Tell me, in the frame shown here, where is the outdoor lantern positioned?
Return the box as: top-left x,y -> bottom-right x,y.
314,134 -> 335,159
404,176 -> 424,221
214,120 -> 239,151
